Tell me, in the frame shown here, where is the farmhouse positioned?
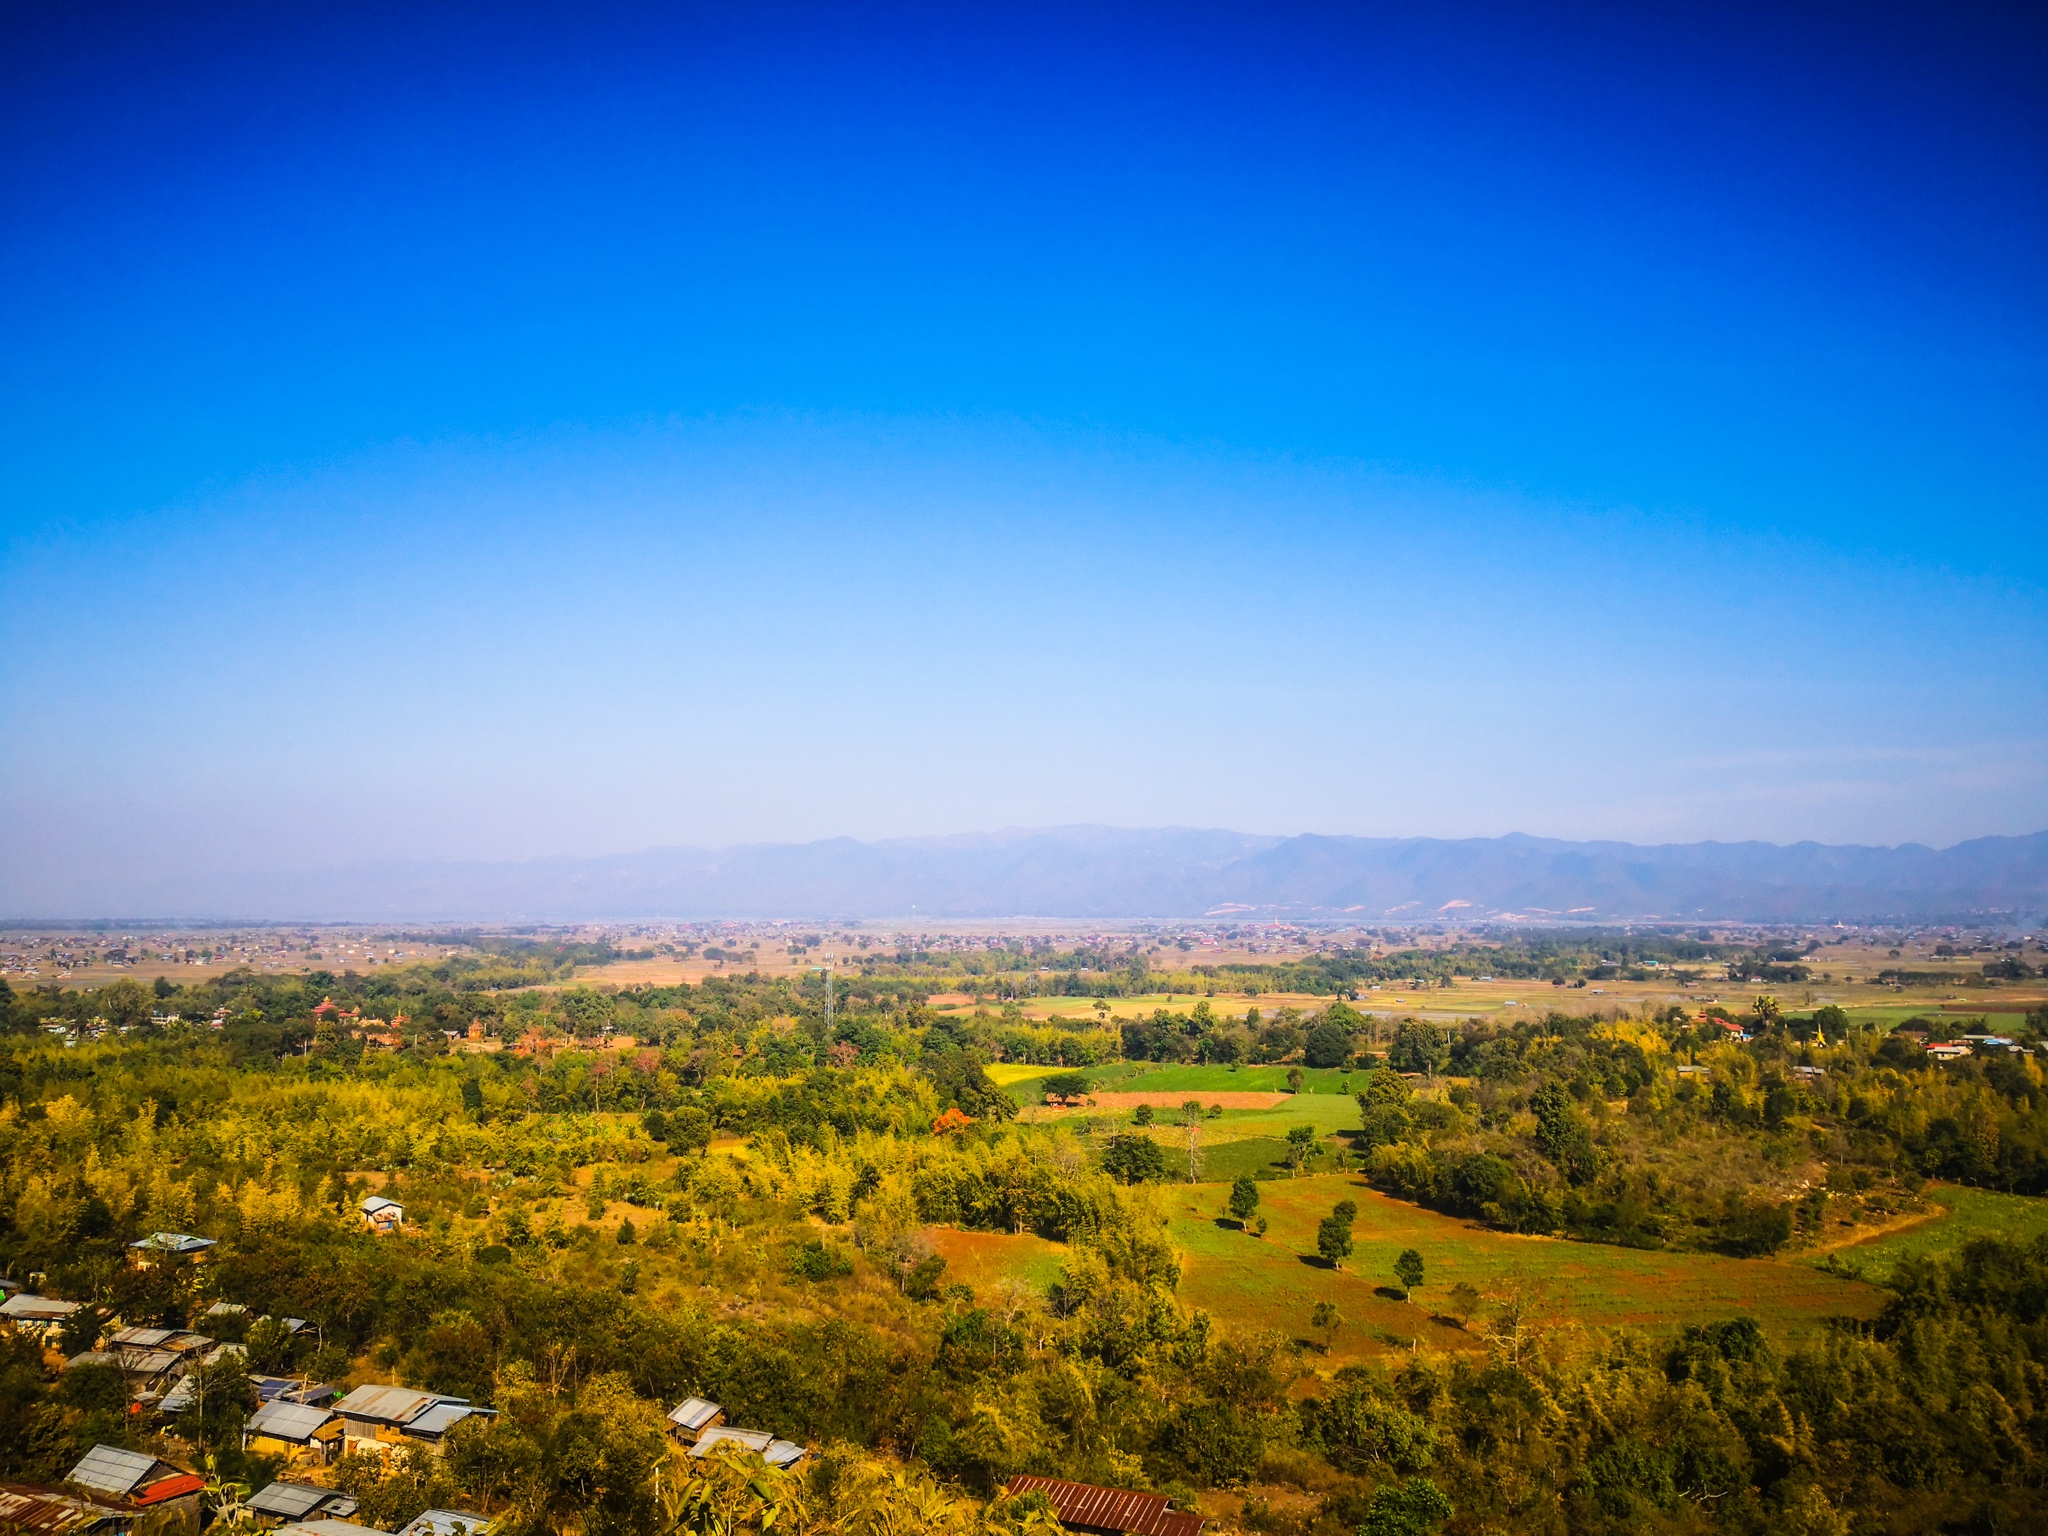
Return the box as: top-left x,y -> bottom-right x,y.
361,1196 -> 404,1234
664,1397 -> 726,1444
244,1482 -> 359,1529
126,1233 -> 217,1268
0,1483 -> 134,1536
244,1399 -> 346,1463
688,1426 -> 806,1468
62,1447 -> 203,1523
332,1384 -> 491,1456
1003,1476 -> 1205,1536
0,1293 -> 80,1343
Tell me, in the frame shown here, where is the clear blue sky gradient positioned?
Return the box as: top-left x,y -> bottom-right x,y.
2,1 -> 2043,909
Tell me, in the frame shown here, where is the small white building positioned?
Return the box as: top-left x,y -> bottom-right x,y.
361,1195 -> 404,1234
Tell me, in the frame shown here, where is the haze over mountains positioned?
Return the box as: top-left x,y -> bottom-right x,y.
33,827 -> 2048,925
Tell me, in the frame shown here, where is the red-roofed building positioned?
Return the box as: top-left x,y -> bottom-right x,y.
1004,1477 -> 1204,1536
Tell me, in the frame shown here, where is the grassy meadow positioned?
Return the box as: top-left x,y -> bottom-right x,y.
929,1171 -> 1886,1367
1801,1183 -> 2048,1284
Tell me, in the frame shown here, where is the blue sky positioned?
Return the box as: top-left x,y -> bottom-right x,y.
2,1 -> 2043,909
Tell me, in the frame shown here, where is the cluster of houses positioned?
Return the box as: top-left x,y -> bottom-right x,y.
1,1232 -> 1205,1536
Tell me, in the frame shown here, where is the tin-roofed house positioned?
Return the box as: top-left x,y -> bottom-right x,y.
688,1427 -> 806,1469
1003,1477 -> 1204,1536
332,1385 -> 491,1458
62,1448 -> 203,1524
273,1520 -> 386,1536
73,1326 -> 213,1403
360,1197 -> 403,1235
126,1234 -> 217,1270
244,1400 -> 345,1464
664,1397 -> 725,1444
0,1482 -> 135,1536
243,1484 -> 358,1530
395,1510 -> 494,1536
0,1294 -> 81,1345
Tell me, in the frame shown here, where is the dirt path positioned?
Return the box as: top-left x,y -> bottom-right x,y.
1802,1203 -> 1946,1258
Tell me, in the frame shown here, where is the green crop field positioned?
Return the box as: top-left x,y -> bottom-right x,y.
1800,1185 -> 2048,1284
990,1059 -> 1370,1102
927,1173 -> 1884,1365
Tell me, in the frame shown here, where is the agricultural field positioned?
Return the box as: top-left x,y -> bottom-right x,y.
929,1172 -> 1885,1369
1801,1183 -> 2048,1285
993,1059 -> 1370,1102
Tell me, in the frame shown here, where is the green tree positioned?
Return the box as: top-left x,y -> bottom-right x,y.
1304,1020 -> 1354,1068
1360,1476 -> 1453,1536
1286,1067 -> 1305,1093
1286,1124 -> 1319,1173
243,1315 -> 296,1375
1310,1300 -> 1341,1352
1227,1174 -> 1260,1227
1394,1248 -> 1425,1299
180,1356 -> 256,1451
1042,1071 -> 1090,1103
1316,1208 -> 1355,1267
1134,1104 -> 1155,1126
1103,1132 -> 1169,1184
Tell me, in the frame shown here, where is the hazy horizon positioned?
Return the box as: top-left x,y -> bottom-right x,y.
9,822 -> 2044,926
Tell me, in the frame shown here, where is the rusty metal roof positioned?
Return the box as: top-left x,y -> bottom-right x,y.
0,1485 -> 130,1536
1005,1477 -> 1204,1536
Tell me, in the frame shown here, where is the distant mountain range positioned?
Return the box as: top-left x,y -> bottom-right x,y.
67,826 -> 2048,924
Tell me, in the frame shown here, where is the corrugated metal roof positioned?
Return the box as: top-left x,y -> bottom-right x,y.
275,1521 -> 386,1536
247,1483 -> 352,1521
65,1448 -> 158,1499
72,1347 -> 179,1376
108,1328 -> 172,1348
360,1197 -> 402,1215
333,1386 -> 460,1425
131,1477 -> 202,1509
666,1398 -> 721,1430
396,1510 -> 493,1536
1004,1477 -> 1203,1536
0,1295 -> 79,1320
689,1428 -> 805,1468
404,1404 -> 489,1439
0,1483 -> 129,1536
128,1233 -> 216,1254
247,1401 -> 340,1442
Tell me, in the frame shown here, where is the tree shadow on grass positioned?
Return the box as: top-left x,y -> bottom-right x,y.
1296,1254 -> 1339,1269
